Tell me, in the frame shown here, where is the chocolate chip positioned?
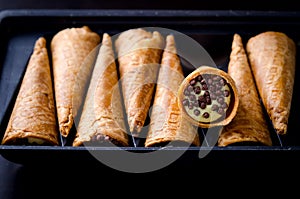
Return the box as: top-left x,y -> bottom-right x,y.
198,95 -> 205,102
207,78 -> 213,85
204,90 -> 210,97
189,94 -> 196,101
194,109 -> 200,116
182,99 -> 189,106
217,108 -> 224,115
206,96 -> 212,105
187,85 -> 194,92
97,134 -> 103,141
190,79 -> 196,86
203,112 -> 209,118
212,104 -> 219,111
224,90 -> 230,97
202,83 -> 208,90
200,102 -> 206,109
216,83 -> 223,90
217,97 -> 225,104
221,103 -> 228,109
215,90 -> 222,96
209,85 -> 216,92
196,75 -> 203,82
220,78 -> 226,86
194,86 -> 201,94
213,75 -> 221,81
200,79 -> 206,85
210,93 -> 217,100
184,88 -> 190,96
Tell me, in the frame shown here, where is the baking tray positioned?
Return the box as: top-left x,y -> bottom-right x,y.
1,9 -> 300,173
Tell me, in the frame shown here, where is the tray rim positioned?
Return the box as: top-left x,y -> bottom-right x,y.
1,8 -> 300,19
1,9 -> 300,167
1,144 -> 300,151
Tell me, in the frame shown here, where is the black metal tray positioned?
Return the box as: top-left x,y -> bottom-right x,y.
1,9 -> 300,173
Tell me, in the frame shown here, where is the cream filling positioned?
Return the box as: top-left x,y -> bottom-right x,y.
184,83 -> 230,123
28,137 -> 46,145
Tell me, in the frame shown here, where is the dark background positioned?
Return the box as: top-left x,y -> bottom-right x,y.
1,1 -> 299,198
0,0 -> 300,11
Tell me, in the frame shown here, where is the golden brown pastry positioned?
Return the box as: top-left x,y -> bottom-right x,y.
218,33 -> 272,146
115,28 -> 165,137
2,37 -> 59,145
177,65 -> 239,128
51,26 -> 101,137
246,31 -> 296,135
72,33 -> 129,147
145,35 -> 200,147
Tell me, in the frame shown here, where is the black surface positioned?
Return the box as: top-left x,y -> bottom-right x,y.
0,8 -> 300,198
1,151 -> 299,199
1,0 -> 300,11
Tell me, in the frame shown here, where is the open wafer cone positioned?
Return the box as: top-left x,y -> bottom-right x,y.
177,65 -> 239,129
2,37 -> 59,145
51,26 -> 101,137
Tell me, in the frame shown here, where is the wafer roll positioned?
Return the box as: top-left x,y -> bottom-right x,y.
2,37 -> 59,145
218,33 -> 272,146
115,28 -> 165,137
73,33 -> 129,147
178,66 -> 239,128
51,26 -> 101,137
145,35 -> 200,147
246,31 -> 296,135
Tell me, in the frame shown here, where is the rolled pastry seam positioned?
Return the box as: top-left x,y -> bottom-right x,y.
178,65 -> 239,128
145,35 -> 200,147
73,33 -> 129,147
218,33 -> 272,147
115,28 -> 165,137
246,31 -> 296,135
51,26 -> 101,137
1,37 -> 59,145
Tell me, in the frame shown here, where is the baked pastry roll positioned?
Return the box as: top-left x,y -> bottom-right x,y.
2,37 -> 59,145
115,28 -> 165,137
218,33 -> 272,146
145,35 -> 200,147
246,31 -> 296,135
72,33 -> 129,147
178,66 -> 239,128
51,26 -> 101,137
